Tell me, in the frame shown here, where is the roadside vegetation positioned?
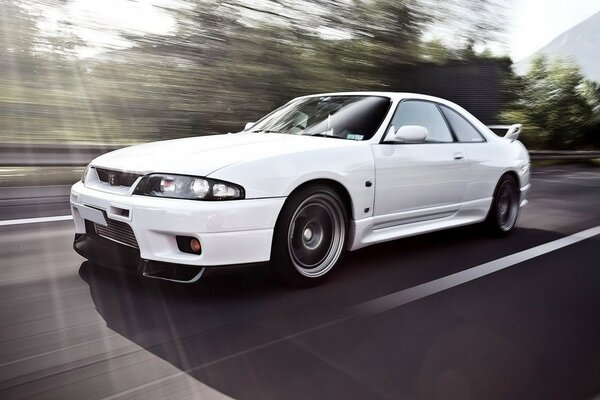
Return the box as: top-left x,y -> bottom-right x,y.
501,56 -> 600,150
0,0 -> 598,150
1,0 -> 506,144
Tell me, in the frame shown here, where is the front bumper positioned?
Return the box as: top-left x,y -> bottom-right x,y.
70,181 -> 285,272
74,228 -> 209,282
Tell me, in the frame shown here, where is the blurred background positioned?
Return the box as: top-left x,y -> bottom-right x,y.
0,0 -> 599,190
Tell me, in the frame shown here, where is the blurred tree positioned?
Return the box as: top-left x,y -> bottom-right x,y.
420,39 -> 457,63
459,38 -> 477,60
501,55 -> 599,149
580,80 -> 600,147
0,0 -> 92,143
1,0 -> 509,144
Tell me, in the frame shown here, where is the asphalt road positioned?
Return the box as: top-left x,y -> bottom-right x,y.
1,165 -> 600,400
0,185 -> 72,221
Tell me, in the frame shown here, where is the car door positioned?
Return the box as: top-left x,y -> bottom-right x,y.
371,100 -> 468,228
438,104 -> 496,205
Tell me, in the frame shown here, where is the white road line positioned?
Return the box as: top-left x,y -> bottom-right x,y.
354,225 -> 600,315
60,224 -> 600,396
0,215 -> 72,227
127,225 -> 600,384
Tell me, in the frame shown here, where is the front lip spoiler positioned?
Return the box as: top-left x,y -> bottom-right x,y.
74,233 -> 205,283
140,259 -> 205,283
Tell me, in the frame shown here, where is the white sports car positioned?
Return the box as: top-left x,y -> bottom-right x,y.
71,92 -> 530,285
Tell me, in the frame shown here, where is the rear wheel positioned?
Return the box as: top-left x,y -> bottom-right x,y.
271,184 -> 348,286
485,174 -> 519,236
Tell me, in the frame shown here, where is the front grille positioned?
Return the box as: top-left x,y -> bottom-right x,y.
95,168 -> 142,187
94,218 -> 139,249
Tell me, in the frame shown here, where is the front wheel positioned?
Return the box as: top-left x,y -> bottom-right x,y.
485,174 -> 520,236
271,184 -> 348,286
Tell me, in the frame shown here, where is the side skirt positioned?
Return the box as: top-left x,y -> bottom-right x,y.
349,198 -> 492,251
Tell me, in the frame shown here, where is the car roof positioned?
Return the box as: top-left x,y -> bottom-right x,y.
296,91 -> 498,141
297,91 -> 459,106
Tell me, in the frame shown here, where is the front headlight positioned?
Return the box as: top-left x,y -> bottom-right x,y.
133,174 -> 244,200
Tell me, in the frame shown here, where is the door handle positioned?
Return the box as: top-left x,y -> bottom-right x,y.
453,152 -> 465,160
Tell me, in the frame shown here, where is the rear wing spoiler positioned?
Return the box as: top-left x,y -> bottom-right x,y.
487,124 -> 522,141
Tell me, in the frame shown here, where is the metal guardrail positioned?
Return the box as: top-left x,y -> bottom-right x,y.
1,143 -> 599,166
528,151 -> 600,160
0,143 -> 122,167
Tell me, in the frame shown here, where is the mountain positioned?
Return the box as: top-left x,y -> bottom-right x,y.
513,11 -> 600,82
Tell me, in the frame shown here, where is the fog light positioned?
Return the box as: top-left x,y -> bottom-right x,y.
190,238 -> 201,253
176,235 -> 202,255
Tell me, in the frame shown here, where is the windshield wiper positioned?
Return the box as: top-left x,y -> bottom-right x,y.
304,133 -> 345,140
250,129 -> 284,134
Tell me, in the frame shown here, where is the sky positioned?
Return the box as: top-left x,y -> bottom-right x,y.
35,0 -> 187,58
507,0 -> 600,61
35,0 -> 600,61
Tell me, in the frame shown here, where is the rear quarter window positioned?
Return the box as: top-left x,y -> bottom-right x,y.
440,105 -> 485,143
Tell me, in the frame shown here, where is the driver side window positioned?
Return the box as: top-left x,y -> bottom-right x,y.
389,101 -> 453,143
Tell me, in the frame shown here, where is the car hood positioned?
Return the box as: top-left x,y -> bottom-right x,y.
92,133 -> 360,176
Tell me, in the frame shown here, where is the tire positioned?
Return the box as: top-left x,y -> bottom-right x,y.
485,174 -> 520,236
271,184 -> 348,286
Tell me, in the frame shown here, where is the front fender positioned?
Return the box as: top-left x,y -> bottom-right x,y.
208,145 -> 376,220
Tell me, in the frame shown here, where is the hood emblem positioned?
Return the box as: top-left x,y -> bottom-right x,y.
107,173 -> 119,186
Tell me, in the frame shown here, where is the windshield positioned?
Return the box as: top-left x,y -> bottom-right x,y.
248,95 -> 391,141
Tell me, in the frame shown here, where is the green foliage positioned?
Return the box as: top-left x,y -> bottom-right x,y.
501,55 -> 600,149
0,0 -> 508,144
580,80 -> 600,147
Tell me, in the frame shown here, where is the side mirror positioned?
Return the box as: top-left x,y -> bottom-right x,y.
388,125 -> 428,143
244,122 -> 255,131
